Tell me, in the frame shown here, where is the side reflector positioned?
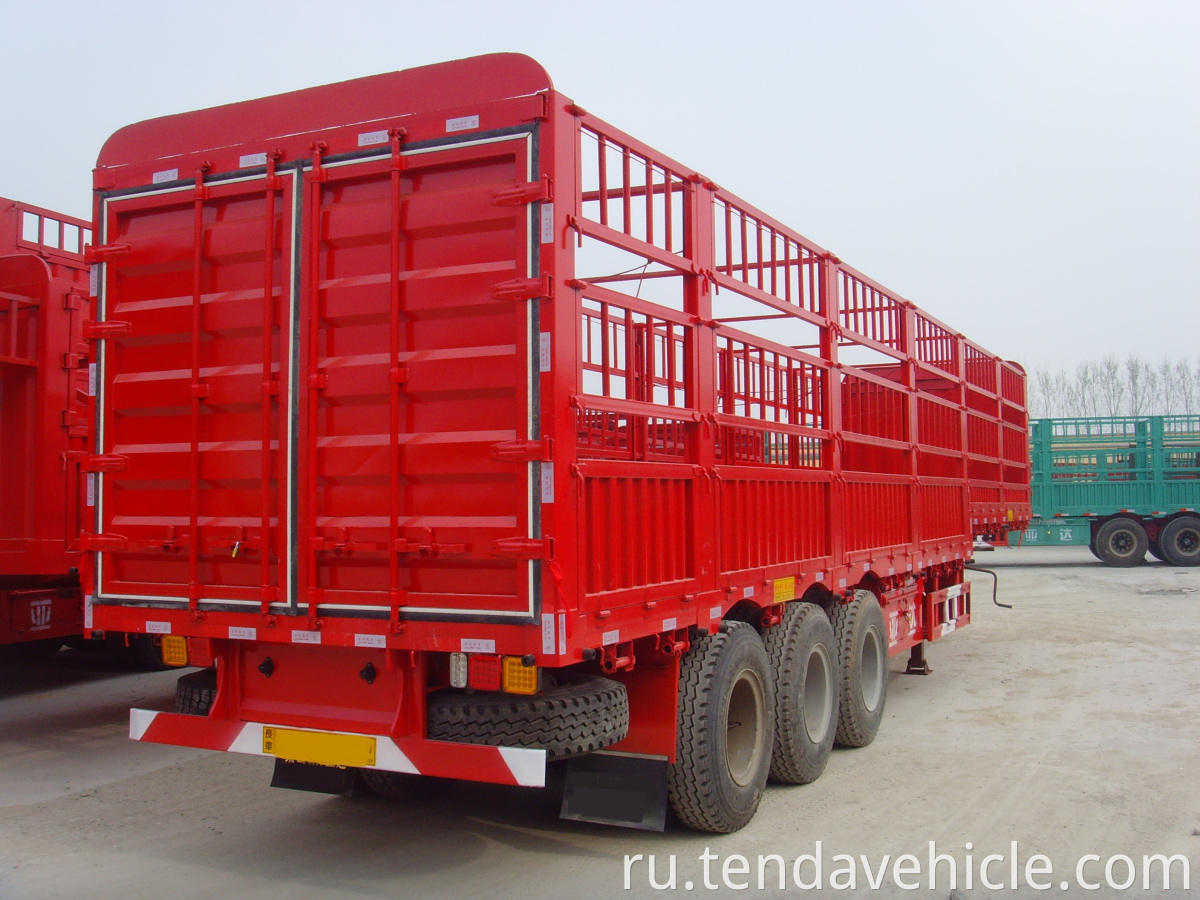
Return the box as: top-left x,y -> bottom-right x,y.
160,635 -> 189,667
502,656 -> 538,695
468,654 -> 502,692
449,652 -> 468,688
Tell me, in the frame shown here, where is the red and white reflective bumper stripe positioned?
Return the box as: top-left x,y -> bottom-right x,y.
129,709 -> 546,787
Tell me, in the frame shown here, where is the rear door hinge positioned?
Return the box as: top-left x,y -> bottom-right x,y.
82,320 -> 131,340
491,536 -> 554,561
491,274 -> 553,302
493,176 -> 553,206
81,533 -> 128,552
80,454 -> 129,473
520,93 -> 551,122
83,243 -> 132,264
490,437 -> 553,463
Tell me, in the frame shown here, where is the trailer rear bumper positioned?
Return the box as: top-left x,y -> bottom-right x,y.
129,708 -> 546,787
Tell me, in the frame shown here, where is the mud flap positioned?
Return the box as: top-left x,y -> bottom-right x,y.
270,759 -> 361,796
559,751 -> 668,832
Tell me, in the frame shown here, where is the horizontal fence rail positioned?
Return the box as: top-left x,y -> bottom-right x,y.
569,110 -> 1030,597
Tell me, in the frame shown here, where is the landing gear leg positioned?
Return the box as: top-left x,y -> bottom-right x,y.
905,641 -> 932,676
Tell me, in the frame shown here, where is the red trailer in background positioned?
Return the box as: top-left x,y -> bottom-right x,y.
86,54 -> 1030,831
0,199 -> 166,668
0,199 -> 92,659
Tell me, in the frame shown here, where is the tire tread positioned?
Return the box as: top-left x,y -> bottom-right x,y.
668,621 -> 774,833
175,667 -> 216,715
426,674 -> 628,760
763,603 -> 837,784
830,592 -> 887,748
1160,516 -> 1200,567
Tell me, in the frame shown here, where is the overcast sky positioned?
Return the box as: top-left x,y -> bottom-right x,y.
2,0 -> 1195,374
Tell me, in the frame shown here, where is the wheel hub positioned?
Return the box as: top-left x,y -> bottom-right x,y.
1111,530 -> 1137,555
803,644 -> 833,744
726,667 -> 766,787
860,627 -> 884,712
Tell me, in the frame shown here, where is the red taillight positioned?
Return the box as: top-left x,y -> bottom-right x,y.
468,654 -> 502,691
187,637 -> 214,668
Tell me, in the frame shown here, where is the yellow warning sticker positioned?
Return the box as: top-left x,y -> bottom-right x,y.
262,727 -> 377,768
774,576 -> 796,603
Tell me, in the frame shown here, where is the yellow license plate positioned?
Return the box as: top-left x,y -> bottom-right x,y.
774,576 -> 796,603
262,727 -> 377,768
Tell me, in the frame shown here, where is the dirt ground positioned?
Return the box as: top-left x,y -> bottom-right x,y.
1,546 -> 1198,899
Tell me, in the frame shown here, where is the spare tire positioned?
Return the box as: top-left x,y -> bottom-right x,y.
426,672 -> 628,760
176,667 -> 217,715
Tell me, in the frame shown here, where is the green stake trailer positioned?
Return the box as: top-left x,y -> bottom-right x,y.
1011,416 -> 1200,566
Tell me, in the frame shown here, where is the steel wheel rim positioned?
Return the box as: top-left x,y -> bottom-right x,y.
1111,529 -> 1137,557
860,627 -> 884,712
803,643 -> 833,744
726,667 -> 766,787
1174,526 -> 1199,556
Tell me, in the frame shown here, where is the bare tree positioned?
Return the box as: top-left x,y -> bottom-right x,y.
1030,367 -> 1050,418
1026,355 -> 1200,418
1126,355 -> 1158,416
1050,369 -> 1074,417
1159,357 -> 1180,416
1182,359 -> 1200,415
1074,361 -> 1098,417
1097,355 -> 1126,416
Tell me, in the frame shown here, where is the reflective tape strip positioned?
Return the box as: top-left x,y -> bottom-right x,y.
129,707 -> 157,741
128,709 -> 544,786
498,746 -> 546,787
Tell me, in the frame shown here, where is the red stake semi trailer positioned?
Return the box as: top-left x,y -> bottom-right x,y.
0,199 -> 92,660
85,54 -> 1030,832
0,198 -> 168,668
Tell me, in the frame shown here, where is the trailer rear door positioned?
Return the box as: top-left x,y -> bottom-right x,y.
94,133 -> 542,621
94,171 -> 296,609
298,133 -> 541,620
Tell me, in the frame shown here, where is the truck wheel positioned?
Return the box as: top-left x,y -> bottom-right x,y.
128,634 -> 170,670
1087,537 -> 1103,560
106,632 -> 169,670
669,621 -> 775,833
175,668 -> 216,715
1094,517 -> 1148,567
426,672 -> 628,760
1160,516 -> 1200,567
830,591 -> 888,748
359,770 -> 454,801
763,603 -> 837,784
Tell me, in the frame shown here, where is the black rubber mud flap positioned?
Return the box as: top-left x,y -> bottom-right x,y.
270,759 -> 362,796
560,751 -> 668,832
